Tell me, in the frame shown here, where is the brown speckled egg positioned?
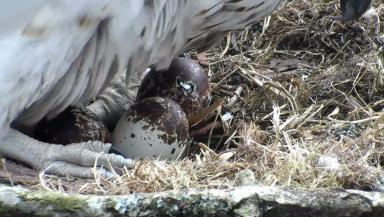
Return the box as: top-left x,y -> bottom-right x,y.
137,57 -> 211,117
34,107 -> 110,145
112,97 -> 190,160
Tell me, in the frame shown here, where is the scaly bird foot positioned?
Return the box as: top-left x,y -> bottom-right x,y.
0,129 -> 134,179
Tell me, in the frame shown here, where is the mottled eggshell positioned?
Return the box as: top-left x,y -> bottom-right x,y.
34,106 -> 110,145
136,57 -> 211,117
112,97 -> 190,160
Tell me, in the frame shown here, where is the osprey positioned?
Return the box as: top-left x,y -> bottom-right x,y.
0,0 -> 282,178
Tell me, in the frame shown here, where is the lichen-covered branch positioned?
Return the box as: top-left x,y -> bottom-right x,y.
0,184 -> 383,217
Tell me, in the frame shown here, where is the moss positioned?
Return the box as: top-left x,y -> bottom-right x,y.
20,191 -> 87,213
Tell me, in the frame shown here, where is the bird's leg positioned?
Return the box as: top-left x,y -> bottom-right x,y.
87,70 -> 145,130
1,70 -> 145,177
0,128 -> 134,178
86,70 -> 149,157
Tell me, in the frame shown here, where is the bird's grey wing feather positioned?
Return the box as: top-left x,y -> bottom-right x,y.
0,0 -> 117,128
0,0 -> 283,132
0,0 -> 183,128
182,0 -> 283,52
0,0 -> 285,178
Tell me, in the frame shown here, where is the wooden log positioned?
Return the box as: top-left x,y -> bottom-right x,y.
0,184 -> 383,217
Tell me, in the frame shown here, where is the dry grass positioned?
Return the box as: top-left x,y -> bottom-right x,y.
27,0 -> 384,194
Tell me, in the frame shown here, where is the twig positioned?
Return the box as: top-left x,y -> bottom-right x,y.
227,86 -> 244,107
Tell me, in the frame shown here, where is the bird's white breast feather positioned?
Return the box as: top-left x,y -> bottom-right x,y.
0,0 -> 117,125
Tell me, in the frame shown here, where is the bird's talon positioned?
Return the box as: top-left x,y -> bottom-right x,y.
33,141 -> 134,178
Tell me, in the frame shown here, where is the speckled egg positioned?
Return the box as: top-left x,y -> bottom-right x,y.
34,106 -> 110,145
136,57 -> 211,117
112,97 -> 190,160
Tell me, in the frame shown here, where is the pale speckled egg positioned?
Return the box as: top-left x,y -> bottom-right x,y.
112,97 -> 190,160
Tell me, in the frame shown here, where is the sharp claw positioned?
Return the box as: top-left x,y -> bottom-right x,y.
109,146 -> 128,158
110,153 -> 135,169
41,161 -> 122,179
93,167 -> 118,179
41,141 -> 135,178
2,129 -> 131,178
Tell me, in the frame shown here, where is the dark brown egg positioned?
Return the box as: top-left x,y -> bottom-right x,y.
112,97 -> 190,160
137,57 -> 211,117
34,106 -> 110,144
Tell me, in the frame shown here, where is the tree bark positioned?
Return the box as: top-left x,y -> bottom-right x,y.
0,184 -> 383,217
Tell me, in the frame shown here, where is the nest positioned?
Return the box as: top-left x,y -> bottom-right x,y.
2,0 -> 384,194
